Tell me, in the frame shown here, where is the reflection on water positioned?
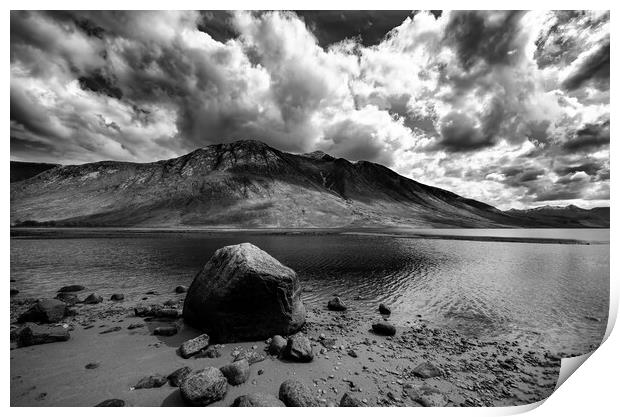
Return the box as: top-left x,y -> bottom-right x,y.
10,230 -> 609,355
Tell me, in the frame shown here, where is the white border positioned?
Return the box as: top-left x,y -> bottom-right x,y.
3,1 -> 616,415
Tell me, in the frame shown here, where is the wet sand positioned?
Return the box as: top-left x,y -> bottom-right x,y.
10,289 -> 562,407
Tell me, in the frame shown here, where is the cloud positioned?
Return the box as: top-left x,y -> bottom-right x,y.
561,118 -> 610,152
10,10 -> 609,209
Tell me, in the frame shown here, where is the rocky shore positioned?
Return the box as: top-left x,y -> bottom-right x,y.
10,244 -> 562,407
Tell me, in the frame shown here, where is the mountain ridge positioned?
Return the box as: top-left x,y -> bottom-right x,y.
10,140 -> 609,228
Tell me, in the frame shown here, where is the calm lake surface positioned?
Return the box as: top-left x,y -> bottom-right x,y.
11,228 -> 609,356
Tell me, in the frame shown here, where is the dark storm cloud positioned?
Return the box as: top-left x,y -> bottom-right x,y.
79,71 -> 123,99
561,40 -> 610,91
197,11 -> 238,43
438,112 -> 494,152
553,160 -> 605,177
444,11 -> 526,71
295,10 -> 412,47
562,119 -> 610,152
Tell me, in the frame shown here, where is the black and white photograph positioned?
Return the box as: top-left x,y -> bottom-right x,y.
7,6 -> 613,409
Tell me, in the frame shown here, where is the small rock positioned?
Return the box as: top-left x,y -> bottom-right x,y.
340,392 -> 365,407
85,362 -> 100,369
232,392 -> 285,407
347,350 -> 358,358
16,324 -> 70,347
284,333 -> 313,362
405,384 -> 447,406
55,292 -> 79,306
378,303 -> 391,315
180,367 -> 228,406
234,350 -> 266,365
83,293 -> 103,304
134,374 -> 167,389
179,334 -> 210,358
269,335 -> 287,356
95,399 -> 125,407
195,345 -> 222,358
175,285 -> 188,293
99,326 -> 121,334
372,322 -> 396,336
153,326 -> 177,336
110,294 -> 124,301
58,285 -> 85,292
327,297 -> 347,311
412,362 -> 442,379
167,366 -> 192,387
127,323 -> 144,330
279,379 -> 318,407
220,359 -> 250,385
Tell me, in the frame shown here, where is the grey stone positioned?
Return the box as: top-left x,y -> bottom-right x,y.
18,299 -> 67,323
412,362 -> 443,379
269,335 -> 287,356
167,366 -> 192,387
232,393 -> 285,407
96,399 -> 125,407
220,359 -> 250,385
83,293 -> 103,304
372,322 -> 396,336
340,393 -> 365,407
16,324 -> 70,347
279,379 -> 317,407
134,374 -> 167,389
182,243 -> 305,342
180,367 -> 228,406
327,297 -> 347,311
284,333 -> 313,362
179,334 -> 210,358
58,285 -> 85,292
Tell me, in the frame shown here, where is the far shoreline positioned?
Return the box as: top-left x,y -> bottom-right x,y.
10,226 -> 610,245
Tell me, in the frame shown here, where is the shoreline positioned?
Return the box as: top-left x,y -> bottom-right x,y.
11,291 -> 565,407
10,226 -> 609,245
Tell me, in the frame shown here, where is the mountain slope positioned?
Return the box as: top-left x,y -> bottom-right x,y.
505,205 -> 610,228
9,140 -> 609,228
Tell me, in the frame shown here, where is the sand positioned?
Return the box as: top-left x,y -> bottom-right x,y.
10,291 -> 561,407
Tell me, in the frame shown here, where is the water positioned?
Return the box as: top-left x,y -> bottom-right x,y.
10,229 -> 609,356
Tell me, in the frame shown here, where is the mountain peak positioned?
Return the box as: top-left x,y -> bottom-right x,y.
302,150 -> 335,161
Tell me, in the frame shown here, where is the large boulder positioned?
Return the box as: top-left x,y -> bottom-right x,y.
16,324 -> 70,347
278,379 -> 317,407
232,392 -> 285,407
180,367 -> 228,406
183,243 -> 305,342
18,299 -> 67,323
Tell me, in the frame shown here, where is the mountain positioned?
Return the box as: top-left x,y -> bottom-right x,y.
10,140 -> 609,228
505,205 -> 610,228
10,161 -> 60,183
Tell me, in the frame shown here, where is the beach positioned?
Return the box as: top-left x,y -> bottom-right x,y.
10,289 -> 562,407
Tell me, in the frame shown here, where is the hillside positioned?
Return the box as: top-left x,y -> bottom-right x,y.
10,140 -> 609,228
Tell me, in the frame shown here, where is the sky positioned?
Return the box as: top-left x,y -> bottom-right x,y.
10,10 -> 610,210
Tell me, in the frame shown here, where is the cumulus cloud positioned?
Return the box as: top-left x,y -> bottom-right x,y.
10,10 -> 609,209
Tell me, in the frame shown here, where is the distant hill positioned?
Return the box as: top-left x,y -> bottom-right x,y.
10,161 -> 60,183
505,205 -> 609,228
10,140 -> 610,228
